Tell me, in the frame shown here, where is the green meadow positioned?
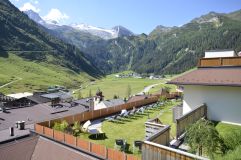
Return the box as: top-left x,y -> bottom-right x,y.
0,53 -> 91,94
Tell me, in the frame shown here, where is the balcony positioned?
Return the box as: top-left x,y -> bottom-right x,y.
198,56 -> 241,67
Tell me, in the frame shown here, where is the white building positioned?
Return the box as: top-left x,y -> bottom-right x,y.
204,50 -> 236,58
169,51 -> 241,126
7,92 -> 33,99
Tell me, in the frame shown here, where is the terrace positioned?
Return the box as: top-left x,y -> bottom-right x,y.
33,89 -> 241,160
34,96 -> 174,159
77,100 -> 180,156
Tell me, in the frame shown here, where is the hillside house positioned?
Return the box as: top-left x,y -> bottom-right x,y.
94,99 -> 125,110
168,50 -> 241,125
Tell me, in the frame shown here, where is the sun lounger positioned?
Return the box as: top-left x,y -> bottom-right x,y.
133,140 -> 143,152
82,120 -> 91,132
115,139 -> 126,151
123,111 -> 130,118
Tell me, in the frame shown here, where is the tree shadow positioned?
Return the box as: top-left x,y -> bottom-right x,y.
119,118 -> 132,122
0,49 -> 9,58
212,121 -> 220,127
88,133 -> 108,140
111,120 -> 125,124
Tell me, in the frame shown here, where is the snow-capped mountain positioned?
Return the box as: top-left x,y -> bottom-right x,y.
71,24 -> 134,39
24,10 -> 45,24
23,10 -> 61,29
24,10 -> 134,39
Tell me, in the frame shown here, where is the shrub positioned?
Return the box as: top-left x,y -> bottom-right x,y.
185,119 -> 224,158
53,120 -> 69,132
223,130 -> 241,151
215,145 -> 241,160
72,121 -> 81,137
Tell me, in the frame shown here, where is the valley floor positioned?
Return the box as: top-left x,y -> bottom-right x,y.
75,73 -> 176,99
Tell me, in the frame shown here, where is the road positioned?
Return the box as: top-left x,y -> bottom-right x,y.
0,77 -> 22,89
138,82 -> 164,95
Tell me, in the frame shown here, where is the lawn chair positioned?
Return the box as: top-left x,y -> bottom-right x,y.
82,120 -> 91,132
137,107 -> 145,114
115,139 -> 126,151
106,114 -> 118,122
120,109 -> 127,116
129,109 -> 137,116
123,111 -> 130,118
133,140 -> 143,153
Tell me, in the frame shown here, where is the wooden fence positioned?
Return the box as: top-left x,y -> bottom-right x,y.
39,96 -> 159,128
34,123 -> 140,160
176,104 -> 207,139
142,141 -> 208,160
34,96 -> 159,160
198,56 -> 241,67
146,125 -> 170,146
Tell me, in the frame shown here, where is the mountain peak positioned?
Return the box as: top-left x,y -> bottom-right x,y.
23,9 -> 44,24
112,25 -> 134,37
192,11 -> 222,24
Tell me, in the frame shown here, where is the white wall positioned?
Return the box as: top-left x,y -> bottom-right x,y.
94,102 -> 107,110
205,51 -> 235,58
183,85 -> 241,125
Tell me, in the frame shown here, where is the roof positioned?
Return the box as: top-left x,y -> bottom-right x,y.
0,136 -> 96,160
0,136 -> 38,160
168,67 -> 241,87
31,136 -> 96,160
101,99 -> 125,107
127,95 -> 149,103
74,98 -> 92,107
26,95 -> 50,104
0,103 -> 88,131
41,92 -> 72,100
7,92 -> 33,99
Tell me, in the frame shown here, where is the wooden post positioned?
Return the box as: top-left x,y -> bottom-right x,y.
89,142 -> 92,152
105,146 -> 107,159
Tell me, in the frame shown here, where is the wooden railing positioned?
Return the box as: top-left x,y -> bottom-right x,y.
145,125 -> 170,146
35,124 -> 140,160
142,141 -> 208,160
176,104 -> 207,139
198,57 -> 241,67
34,96 -> 160,160
38,96 -> 159,128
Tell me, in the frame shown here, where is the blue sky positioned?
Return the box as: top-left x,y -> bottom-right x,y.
10,0 -> 241,34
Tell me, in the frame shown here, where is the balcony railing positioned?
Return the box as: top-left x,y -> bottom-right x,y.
198,56 -> 241,67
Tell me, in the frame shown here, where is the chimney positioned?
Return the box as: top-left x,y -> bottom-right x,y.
19,121 -> 25,130
9,127 -> 14,136
0,102 -> 5,112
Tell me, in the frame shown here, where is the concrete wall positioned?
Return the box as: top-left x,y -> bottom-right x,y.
205,50 -> 235,58
183,85 -> 241,125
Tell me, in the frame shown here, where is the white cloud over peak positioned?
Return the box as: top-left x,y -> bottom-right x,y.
43,8 -> 69,24
19,2 -> 40,13
31,0 -> 39,4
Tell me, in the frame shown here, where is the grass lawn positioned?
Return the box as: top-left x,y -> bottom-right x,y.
214,122 -> 241,159
148,83 -> 177,94
0,53 -> 91,94
215,122 -> 241,137
78,100 -> 181,156
77,73 -> 176,99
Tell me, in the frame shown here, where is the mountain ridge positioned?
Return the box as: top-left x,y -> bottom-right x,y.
0,0 -> 102,78
24,10 -> 134,39
14,3 -> 241,75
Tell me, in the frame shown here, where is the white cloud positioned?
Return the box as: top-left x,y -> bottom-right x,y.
43,8 -> 69,24
19,2 -> 40,13
31,0 -> 39,4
